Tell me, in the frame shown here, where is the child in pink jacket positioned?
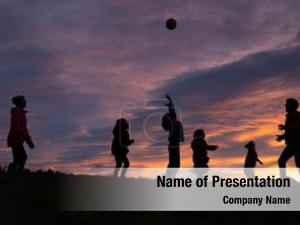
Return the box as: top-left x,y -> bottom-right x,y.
7,96 -> 34,171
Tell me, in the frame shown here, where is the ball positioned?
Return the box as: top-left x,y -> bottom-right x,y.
165,18 -> 177,30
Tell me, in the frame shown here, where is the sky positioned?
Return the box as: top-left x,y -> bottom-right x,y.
1,0 -> 300,172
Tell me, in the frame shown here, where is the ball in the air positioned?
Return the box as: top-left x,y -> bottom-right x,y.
165,18 -> 177,30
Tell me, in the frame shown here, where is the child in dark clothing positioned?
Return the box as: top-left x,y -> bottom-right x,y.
191,129 -> 218,168
244,141 -> 263,168
7,95 -> 35,172
162,94 -> 184,168
111,118 -> 134,177
277,98 -> 300,169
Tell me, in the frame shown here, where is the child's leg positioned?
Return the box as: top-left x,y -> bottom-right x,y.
11,145 -> 26,171
278,146 -> 294,177
120,154 -> 129,177
18,145 -> 27,171
293,146 -> 300,168
10,145 -> 19,171
113,155 -> 122,177
114,154 -> 122,168
168,145 -> 180,168
278,146 -> 294,168
122,154 -> 130,168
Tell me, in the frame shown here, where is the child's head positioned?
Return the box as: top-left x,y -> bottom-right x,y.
286,98 -> 299,113
12,95 -> 26,108
115,118 -> 129,131
193,129 -> 205,140
244,141 -> 255,150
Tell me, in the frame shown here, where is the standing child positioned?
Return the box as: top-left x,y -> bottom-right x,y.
161,94 -> 184,168
111,118 -> 134,177
191,129 -> 218,168
7,95 -> 35,172
277,98 -> 300,169
244,141 -> 263,168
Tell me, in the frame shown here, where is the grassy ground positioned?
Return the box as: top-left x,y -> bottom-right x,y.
0,168 -> 65,224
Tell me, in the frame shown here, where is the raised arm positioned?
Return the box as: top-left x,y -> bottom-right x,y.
165,94 -> 177,120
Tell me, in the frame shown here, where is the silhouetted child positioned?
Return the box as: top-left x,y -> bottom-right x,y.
111,118 -> 134,177
277,98 -> 300,169
7,95 -> 35,172
162,94 -> 184,168
191,129 -> 218,168
244,141 -> 263,168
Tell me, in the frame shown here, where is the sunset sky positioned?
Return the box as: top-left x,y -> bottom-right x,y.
1,0 -> 300,172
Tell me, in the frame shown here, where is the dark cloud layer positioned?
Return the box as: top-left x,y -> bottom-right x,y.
157,45 -> 300,104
